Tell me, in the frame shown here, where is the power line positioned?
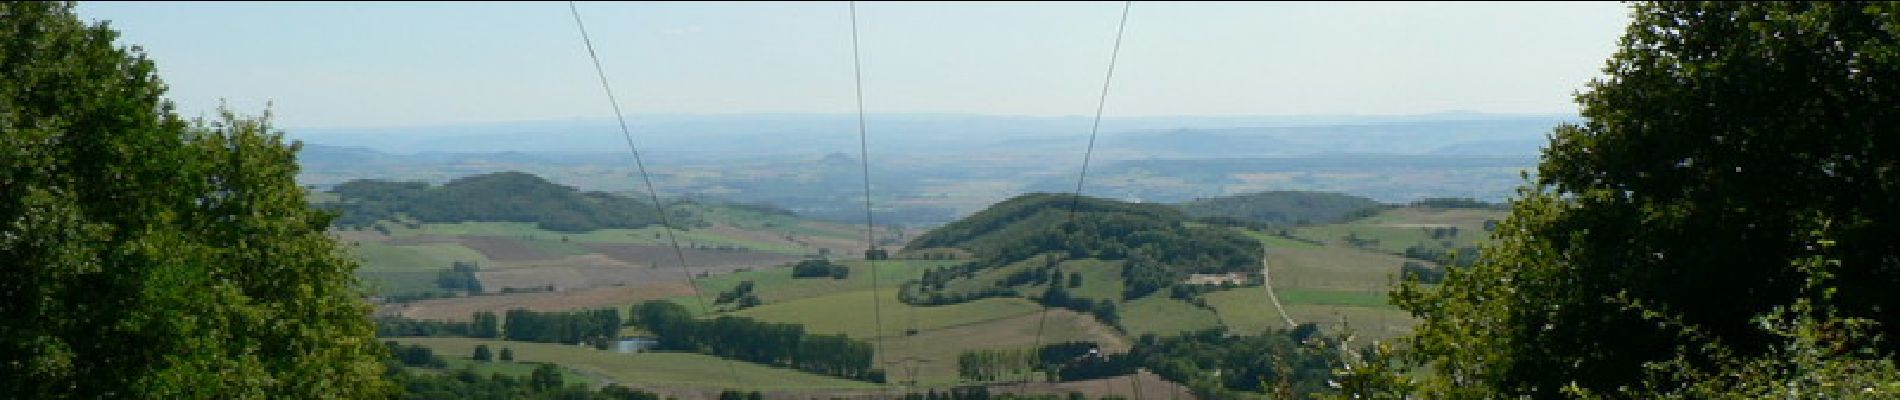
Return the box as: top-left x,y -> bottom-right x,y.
1026,0 -> 1133,395
847,0 -> 893,386
566,1 -> 743,389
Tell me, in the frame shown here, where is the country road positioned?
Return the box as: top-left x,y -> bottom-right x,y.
1261,250 -> 1298,328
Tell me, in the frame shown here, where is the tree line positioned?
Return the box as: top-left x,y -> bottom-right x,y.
381,342 -> 661,400
791,258 -> 851,279
629,301 -> 885,382
501,309 -> 622,347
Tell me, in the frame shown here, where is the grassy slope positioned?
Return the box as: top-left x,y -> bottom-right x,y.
1063,259 -> 1126,301
1120,296 -> 1221,337
391,337 -> 877,390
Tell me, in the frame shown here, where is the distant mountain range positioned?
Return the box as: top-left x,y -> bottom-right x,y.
288,112 -> 1576,158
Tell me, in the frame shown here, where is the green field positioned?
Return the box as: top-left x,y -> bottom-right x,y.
355,242 -> 490,273
673,259 -> 959,312
1274,288 -> 1392,308
1283,304 -> 1417,343
380,222 -> 808,254
390,337 -> 879,390
1063,259 -> 1127,301
734,290 -> 1044,340
1292,207 -> 1503,255
1263,246 -> 1407,293
1236,228 -> 1327,250
435,356 -> 597,387
353,242 -> 492,295
1202,286 -> 1285,334
1120,296 -> 1222,337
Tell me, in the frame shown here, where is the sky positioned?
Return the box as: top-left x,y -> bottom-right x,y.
76,1 -> 1632,129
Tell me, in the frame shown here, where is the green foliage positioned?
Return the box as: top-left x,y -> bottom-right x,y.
387,342 -> 449,369
377,316 -> 475,337
435,261 -> 483,294
0,3 -> 387,396
326,171 -> 694,232
472,311 -> 501,339
790,259 -> 850,279
499,347 -> 514,362
1177,191 -> 1384,227
1395,2 -> 1900,397
1044,327 -> 1342,398
714,280 -> 762,311
472,345 -> 493,362
501,309 -> 621,346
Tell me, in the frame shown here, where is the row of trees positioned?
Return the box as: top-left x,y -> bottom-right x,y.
629,301 -> 884,382
956,348 -> 1037,382
790,259 -> 850,279
501,309 -> 622,347
377,316 -> 475,337
385,355 -> 660,400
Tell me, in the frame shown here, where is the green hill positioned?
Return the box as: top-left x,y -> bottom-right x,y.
904,193 -> 1262,304
1175,191 -> 1383,227
324,171 -> 685,232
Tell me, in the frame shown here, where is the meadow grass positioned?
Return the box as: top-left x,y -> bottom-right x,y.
1119,296 -> 1221,337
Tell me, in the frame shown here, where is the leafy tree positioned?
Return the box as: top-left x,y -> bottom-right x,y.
0,2 -> 386,397
473,345 -> 493,362
1396,2 -> 1900,397
528,363 -> 564,392
472,311 -> 501,339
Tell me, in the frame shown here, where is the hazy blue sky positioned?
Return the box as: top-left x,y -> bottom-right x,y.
77,1 -> 1630,129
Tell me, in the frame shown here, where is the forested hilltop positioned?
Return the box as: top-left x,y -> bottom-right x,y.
904,193 -> 1262,307
324,172 -> 688,232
